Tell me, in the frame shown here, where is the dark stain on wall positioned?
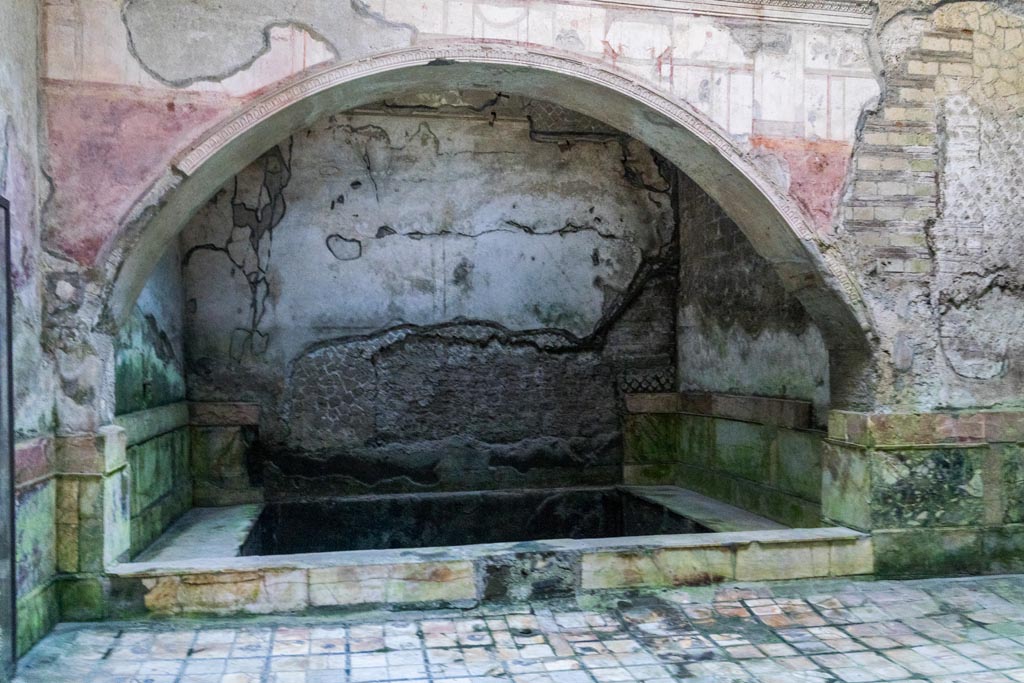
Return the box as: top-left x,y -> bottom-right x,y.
114,307 -> 185,415
183,96 -> 685,499
677,174 -> 811,336
266,264 -> 678,497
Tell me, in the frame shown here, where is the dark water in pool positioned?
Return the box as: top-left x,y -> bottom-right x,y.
242,487 -> 708,555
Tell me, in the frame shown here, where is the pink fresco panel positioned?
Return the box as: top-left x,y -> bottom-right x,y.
44,83 -> 237,265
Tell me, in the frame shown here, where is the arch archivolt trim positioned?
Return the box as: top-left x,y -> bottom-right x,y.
174,41 -> 866,320
124,40 -> 868,345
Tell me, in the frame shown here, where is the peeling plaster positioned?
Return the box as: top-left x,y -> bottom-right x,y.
183,141 -> 293,361
122,0 -> 416,87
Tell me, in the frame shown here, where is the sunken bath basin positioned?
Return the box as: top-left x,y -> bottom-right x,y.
242,487 -> 711,556
112,486 -> 873,616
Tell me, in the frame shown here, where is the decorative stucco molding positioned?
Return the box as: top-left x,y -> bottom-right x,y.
175,42 -> 793,236
589,0 -> 875,28
164,41 -> 871,342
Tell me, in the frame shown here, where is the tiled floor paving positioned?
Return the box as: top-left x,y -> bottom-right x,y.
16,575 -> 1024,683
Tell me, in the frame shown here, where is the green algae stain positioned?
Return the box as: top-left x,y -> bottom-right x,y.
114,307 -> 185,415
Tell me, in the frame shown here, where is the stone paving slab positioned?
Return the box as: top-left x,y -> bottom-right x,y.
16,575 -> 1024,682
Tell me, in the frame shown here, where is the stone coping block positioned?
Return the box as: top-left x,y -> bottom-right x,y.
106,487 -> 869,616
189,402 -> 261,427
109,525 -> 870,615
828,410 -> 1024,447
582,531 -> 872,589
625,392 -> 812,430
15,437 -> 54,488
55,426 -> 127,475
111,527 -> 867,577
114,403 -> 190,447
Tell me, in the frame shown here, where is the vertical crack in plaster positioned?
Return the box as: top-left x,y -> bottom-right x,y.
183,138 -> 293,360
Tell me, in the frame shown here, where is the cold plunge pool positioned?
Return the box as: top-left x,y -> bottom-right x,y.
240,487 -> 712,555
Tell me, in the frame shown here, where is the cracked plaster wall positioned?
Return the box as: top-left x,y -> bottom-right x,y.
179,94 -> 687,495
41,0 -> 881,268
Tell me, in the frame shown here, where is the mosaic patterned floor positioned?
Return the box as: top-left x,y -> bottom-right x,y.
16,575 -> 1024,682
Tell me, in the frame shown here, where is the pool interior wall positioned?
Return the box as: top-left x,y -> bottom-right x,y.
241,487 -> 711,555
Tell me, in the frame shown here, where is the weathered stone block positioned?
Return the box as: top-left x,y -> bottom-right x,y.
873,528 -> 981,577
734,541 -> 830,581
580,547 -> 734,589
870,448 -> 986,528
822,442 -> 871,530
386,562 -> 476,604
985,412 -> 1024,444
309,565 -> 387,606
56,427 -> 127,476
829,537 -> 874,576
144,569 -> 309,615
56,521 -> 79,574
774,429 -> 823,503
309,561 -> 474,606
76,516 -> 105,572
189,402 -> 261,426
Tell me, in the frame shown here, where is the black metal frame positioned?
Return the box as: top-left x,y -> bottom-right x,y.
0,195 -> 14,678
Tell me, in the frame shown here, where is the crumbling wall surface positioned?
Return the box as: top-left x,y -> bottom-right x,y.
838,1 -> 1024,411
115,245 -> 185,415
676,174 -> 830,422
3,0 -> 60,655
181,96 -> 679,495
817,0 -> 1024,578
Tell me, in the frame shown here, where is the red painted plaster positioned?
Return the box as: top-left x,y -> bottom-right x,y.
44,82 -> 237,265
751,136 -> 852,235
14,437 -> 53,488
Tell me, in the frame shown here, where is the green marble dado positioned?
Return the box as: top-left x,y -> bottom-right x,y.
16,480 -> 56,599
15,478 -> 59,655
114,307 -> 185,415
129,428 -> 191,556
872,525 -> 1024,578
16,581 -> 58,657
870,448 -> 987,528
623,408 -> 823,528
1002,444 -> 1024,524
